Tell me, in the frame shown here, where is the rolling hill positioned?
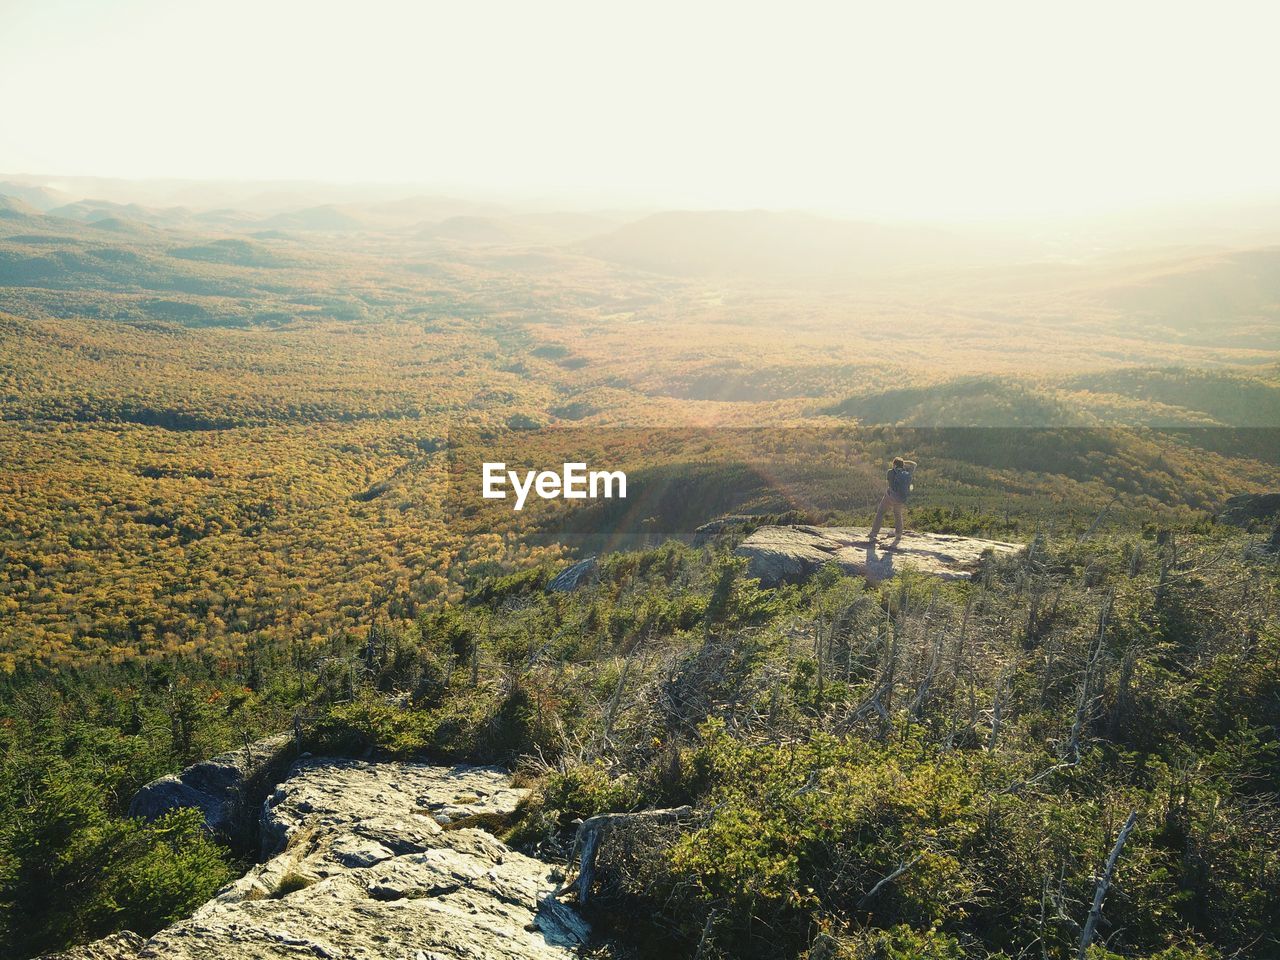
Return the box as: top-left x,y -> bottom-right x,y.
1093,247 -> 1280,346
580,209 -> 998,278
0,180 -> 76,211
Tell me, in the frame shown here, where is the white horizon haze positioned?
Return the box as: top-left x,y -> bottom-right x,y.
2,0 -> 1279,222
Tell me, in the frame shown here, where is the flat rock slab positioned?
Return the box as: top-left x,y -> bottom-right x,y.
259,758 -> 532,856
737,525 -> 1021,586
100,760 -> 588,960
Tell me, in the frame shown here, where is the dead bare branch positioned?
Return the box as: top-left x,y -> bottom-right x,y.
1078,811 -> 1139,959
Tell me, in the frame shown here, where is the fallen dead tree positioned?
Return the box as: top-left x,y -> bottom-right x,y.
565,806 -> 697,906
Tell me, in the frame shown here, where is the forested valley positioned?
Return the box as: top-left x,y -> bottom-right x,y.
1,188 -> 1277,958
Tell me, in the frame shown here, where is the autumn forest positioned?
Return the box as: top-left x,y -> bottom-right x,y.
0,180 -> 1278,959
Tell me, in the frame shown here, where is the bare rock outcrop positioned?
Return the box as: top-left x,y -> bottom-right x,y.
1219,492 -> 1280,528
546,556 -> 598,592
736,525 -> 1021,586
127,733 -> 296,849
122,758 -> 587,959
691,515 -> 762,545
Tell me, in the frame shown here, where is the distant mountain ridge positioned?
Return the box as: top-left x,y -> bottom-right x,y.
0,195 -> 39,219
0,180 -> 76,211
579,209 -> 1002,277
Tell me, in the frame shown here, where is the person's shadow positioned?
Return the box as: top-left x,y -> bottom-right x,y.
864,540 -> 896,581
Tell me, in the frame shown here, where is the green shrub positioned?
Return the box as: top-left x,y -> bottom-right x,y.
540,761 -> 638,822
0,770 -> 233,957
654,723 -> 987,953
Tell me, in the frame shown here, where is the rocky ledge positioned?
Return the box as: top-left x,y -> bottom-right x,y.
737,525 -> 1021,586
127,733 -> 296,850
68,759 -> 588,960
1218,492 -> 1280,528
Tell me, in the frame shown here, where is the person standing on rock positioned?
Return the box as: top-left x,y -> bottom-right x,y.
870,456 -> 916,549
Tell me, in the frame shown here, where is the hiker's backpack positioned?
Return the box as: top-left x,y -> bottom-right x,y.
889,466 -> 913,501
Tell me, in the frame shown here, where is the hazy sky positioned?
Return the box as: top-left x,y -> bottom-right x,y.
3,0 -> 1278,219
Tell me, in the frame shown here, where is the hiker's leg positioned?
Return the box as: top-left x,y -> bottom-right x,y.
892,501 -> 904,541
870,494 -> 888,540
